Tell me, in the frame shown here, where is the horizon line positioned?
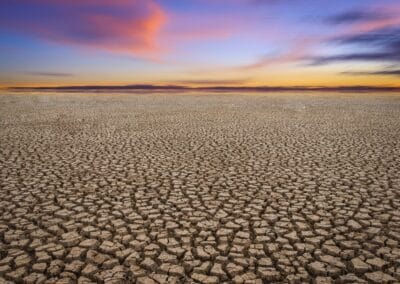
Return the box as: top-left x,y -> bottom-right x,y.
5,84 -> 400,92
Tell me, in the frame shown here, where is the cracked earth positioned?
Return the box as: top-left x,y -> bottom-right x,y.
0,92 -> 399,284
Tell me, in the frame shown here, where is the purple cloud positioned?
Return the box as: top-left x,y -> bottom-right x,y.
0,0 -> 166,55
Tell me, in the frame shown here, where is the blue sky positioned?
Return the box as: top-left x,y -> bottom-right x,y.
1,0 -> 399,87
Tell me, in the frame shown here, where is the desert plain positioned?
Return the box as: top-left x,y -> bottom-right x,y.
0,91 -> 399,284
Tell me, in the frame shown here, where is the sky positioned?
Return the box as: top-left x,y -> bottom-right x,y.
0,0 -> 400,88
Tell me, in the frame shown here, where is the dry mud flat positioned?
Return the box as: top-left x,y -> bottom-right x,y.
0,91 -> 399,284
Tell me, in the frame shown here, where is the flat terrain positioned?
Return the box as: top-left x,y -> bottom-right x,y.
0,91 -> 400,284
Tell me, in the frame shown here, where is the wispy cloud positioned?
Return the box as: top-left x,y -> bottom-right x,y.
306,4 -> 400,70
326,10 -> 387,25
209,0 -> 294,5
310,27 -> 400,65
23,71 -> 74,77
240,4 -> 400,70
0,0 -> 166,56
172,79 -> 250,86
342,69 -> 400,77
239,38 -> 318,69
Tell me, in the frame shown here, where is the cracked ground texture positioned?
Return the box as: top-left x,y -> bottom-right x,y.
0,92 -> 400,284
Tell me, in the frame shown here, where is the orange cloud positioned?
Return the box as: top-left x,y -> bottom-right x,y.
85,3 -> 166,54
0,0 -> 167,56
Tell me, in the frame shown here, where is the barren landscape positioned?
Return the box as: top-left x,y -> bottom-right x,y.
0,91 -> 399,284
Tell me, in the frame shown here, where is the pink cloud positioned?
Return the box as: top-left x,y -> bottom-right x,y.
340,4 -> 400,35
240,38 -> 320,69
0,0 -> 167,56
243,4 -> 400,70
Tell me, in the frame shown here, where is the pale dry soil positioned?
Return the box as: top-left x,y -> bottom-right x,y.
0,92 -> 400,284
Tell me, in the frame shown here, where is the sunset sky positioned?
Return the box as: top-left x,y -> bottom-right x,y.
1,0 -> 399,88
